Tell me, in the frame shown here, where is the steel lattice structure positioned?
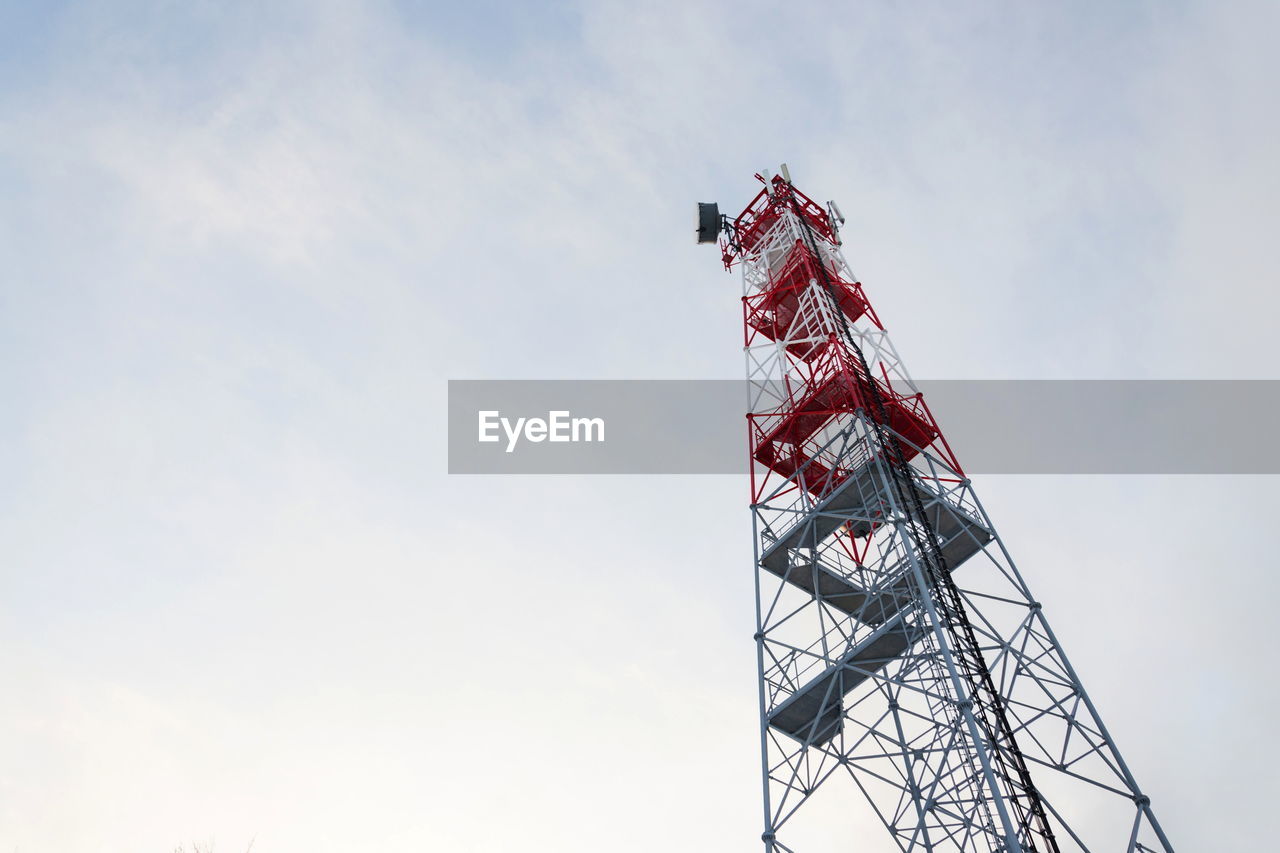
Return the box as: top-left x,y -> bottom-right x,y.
700,170 -> 1175,853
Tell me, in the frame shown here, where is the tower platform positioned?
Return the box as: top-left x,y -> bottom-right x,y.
759,464 -> 992,745
768,614 -> 923,746
759,462 -> 992,581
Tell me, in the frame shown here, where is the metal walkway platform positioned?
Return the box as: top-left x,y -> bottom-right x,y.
758,463 -> 994,616
759,462 -> 891,574
768,615 -> 923,746
760,464 -> 994,745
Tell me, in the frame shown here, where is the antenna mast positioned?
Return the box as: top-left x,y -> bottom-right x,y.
699,167 -> 1175,853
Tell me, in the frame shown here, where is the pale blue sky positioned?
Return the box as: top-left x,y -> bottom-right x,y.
1,1 -> 1277,850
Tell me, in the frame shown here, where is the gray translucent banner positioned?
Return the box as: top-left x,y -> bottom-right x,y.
447,380 -> 1280,474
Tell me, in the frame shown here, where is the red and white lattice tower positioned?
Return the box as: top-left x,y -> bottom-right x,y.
698,169 -> 1175,853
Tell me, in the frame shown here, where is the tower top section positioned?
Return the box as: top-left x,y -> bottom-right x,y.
697,165 -> 847,270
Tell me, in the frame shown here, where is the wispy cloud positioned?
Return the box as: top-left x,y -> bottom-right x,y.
1,1 -> 1276,850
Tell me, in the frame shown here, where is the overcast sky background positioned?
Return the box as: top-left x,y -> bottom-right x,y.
1,1 -> 1277,850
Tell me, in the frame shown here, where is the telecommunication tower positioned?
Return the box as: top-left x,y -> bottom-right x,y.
697,168 -> 1174,852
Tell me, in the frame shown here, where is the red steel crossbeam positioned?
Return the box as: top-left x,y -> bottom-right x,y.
733,176 -> 961,503
750,370 -> 940,500
727,174 -> 838,265
743,240 -> 872,362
